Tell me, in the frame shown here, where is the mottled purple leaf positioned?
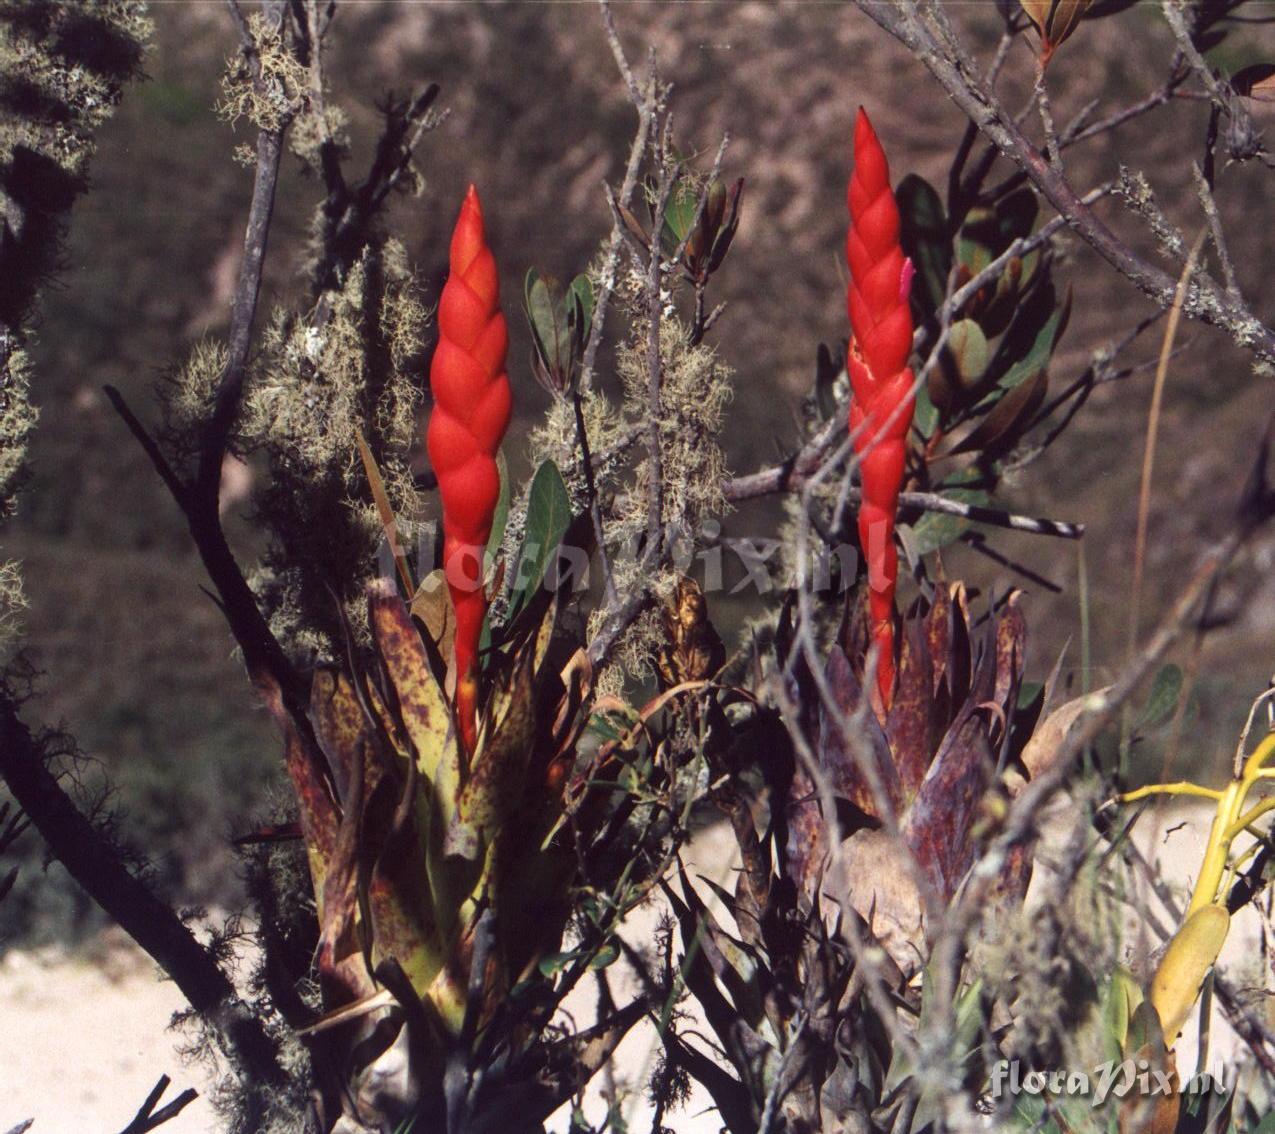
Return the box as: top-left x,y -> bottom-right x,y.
902,707 -> 993,902
885,616 -> 939,803
819,646 -> 901,821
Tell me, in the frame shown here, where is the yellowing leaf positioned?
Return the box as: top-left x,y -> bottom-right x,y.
310,668 -> 368,806
368,579 -> 459,808
1149,904 -> 1230,1045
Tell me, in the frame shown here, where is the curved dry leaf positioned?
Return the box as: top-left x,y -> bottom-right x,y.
1019,686 -> 1108,782
1021,0 -> 1094,62
828,829 -> 927,973
1233,63 -> 1275,102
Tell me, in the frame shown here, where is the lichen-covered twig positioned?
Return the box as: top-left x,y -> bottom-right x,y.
581,0 -> 659,394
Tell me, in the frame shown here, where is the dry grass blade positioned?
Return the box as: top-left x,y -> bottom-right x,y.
356,428 -> 415,597
1128,231 -> 1208,659
296,988 -> 396,1035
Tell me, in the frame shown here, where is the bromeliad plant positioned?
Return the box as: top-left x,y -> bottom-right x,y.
19,3 -> 1274,1127
248,187 -> 671,1132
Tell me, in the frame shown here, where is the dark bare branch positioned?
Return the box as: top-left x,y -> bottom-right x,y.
116,1075 -> 199,1134
0,697 -> 286,1091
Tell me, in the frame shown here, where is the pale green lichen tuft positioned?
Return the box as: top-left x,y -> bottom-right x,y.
0,0 -> 150,327
216,12 -> 307,135
160,337 -> 231,457
594,302 -> 733,690
0,559 -> 27,662
0,343 -> 37,516
244,240 -> 427,659
288,101 -> 349,171
615,312 -> 732,536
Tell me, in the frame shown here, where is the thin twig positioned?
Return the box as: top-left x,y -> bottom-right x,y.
644,139 -> 676,552
725,452 -> 1082,538
1034,64 -> 1062,169
116,1075 -> 199,1134
1161,0 -> 1229,109
572,390 -> 619,609
1192,162 -> 1242,302
199,0 -> 290,504
581,0 -> 658,393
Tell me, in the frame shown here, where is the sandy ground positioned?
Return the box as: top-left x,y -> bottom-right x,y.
0,825 -> 741,1134
1,810 -> 1267,1133
1,934 -> 217,1133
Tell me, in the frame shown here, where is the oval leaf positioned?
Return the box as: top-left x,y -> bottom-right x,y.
509,460 -> 574,618
897,174 -> 952,319
942,319 -> 990,388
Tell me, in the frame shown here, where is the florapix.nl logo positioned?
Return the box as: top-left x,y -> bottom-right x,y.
378,518 -> 870,598
990,1059 -> 1228,1108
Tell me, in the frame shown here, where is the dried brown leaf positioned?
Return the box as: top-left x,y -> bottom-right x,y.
1019,687 -> 1105,781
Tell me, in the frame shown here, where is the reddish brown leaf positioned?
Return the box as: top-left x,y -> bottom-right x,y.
818,646 -> 902,822
992,595 -> 1026,708
255,670 -> 338,912
952,370 -> 1048,456
925,576 -> 953,697
885,616 -> 940,803
902,706 -> 993,902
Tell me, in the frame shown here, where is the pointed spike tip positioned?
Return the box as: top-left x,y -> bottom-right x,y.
855,107 -> 876,152
462,183 -> 483,224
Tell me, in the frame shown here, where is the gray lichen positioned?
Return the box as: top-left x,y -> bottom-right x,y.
243,239 -> 427,660
0,0 -> 151,616
216,11 -> 307,136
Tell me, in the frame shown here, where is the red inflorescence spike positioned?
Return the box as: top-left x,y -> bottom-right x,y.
426,186 -> 512,752
846,109 -> 915,711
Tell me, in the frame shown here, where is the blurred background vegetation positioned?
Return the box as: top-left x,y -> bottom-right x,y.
4,0 -> 1275,947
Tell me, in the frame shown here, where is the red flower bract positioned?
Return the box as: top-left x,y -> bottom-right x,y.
426,185 -> 512,752
846,108 -> 915,712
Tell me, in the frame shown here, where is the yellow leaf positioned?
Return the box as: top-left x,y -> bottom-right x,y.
309,668 -> 368,806
1149,904 -> 1230,1045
